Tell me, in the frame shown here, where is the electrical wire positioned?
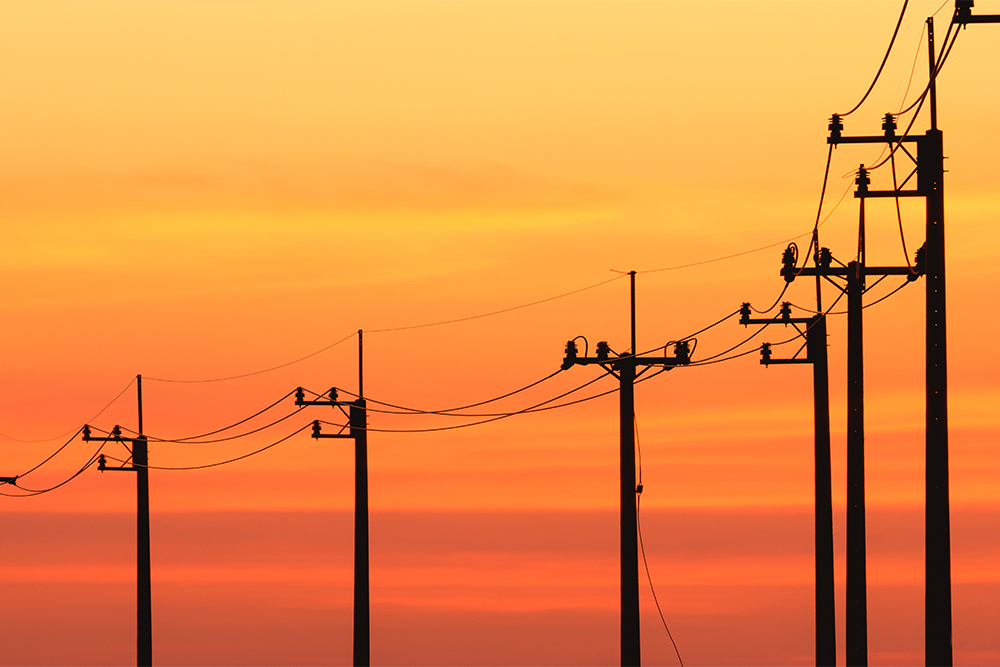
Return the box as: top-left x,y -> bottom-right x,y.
634,412 -> 685,666
122,405 -> 309,445
117,389 -> 299,443
870,18 -> 961,172
367,274 -> 628,334
335,369 -> 564,417
0,377 -> 136,443
838,0 -> 909,117
1,443 -> 106,497
144,332 -> 357,384
320,373 -> 614,433
13,427 -> 85,480
104,423 -> 313,471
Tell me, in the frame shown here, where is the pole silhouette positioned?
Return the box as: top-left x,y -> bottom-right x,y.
296,330 -> 369,666
742,255 -> 835,666
84,373 -> 153,667
560,272 -> 690,667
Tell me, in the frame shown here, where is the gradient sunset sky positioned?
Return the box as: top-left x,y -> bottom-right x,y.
3,1 -> 1000,665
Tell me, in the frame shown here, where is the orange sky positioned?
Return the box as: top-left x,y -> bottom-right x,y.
2,1 -> 1000,665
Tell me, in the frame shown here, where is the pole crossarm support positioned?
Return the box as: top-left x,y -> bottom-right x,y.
311,420 -> 355,440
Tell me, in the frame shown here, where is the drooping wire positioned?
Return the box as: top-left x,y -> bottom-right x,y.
891,150 -> 917,273
105,423 -> 313,471
1,442 -> 106,497
367,274 -> 628,334
122,404 -> 309,445
144,332 -> 357,384
870,18 -> 961,172
634,411 -> 685,666
0,376 -> 136,443
838,0 -> 909,117
117,389 -> 299,443
322,373 -> 613,433
337,369 -> 564,417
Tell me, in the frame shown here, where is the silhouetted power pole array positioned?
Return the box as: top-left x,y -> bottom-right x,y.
560,271 -> 690,667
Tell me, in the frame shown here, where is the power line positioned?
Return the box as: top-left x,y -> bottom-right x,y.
117,389 -> 299,443
335,369 -> 564,416
145,332 -> 358,384
634,412 -> 684,667
120,405 -> 309,445
1,442 -> 106,497
838,0 -> 910,117
0,376 -> 136,443
105,423 -> 313,471
368,274 -> 629,334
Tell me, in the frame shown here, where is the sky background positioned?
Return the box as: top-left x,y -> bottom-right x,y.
2,0 -> 1000,664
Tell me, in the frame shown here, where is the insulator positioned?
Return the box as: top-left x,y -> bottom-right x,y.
882,113 -> 897,138
818,247 -> 833,269
596,341 -> 611,361
914,244 -> 927,278
294,387 -> 305,405
675,340 -> 691,364
329,388 -> 338,403
82,424 -> 91,441
111,425 -> 121,438
828,114 -> 843,141
98,454 -> 107,471
739,302 -> 751,324
561,340 -> 579,370
780,302 -> 792,322
781,245 -> 797,283
312,420 -> 322,439
760,342 -> 772,366
855,165 -> 870,192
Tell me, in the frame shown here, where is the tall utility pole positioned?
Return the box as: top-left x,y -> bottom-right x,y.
559,271 -> 690,667
824,8 -> 970,657
741,285 -> 835,665
782,171 -> 921,665
296,330 -> 370,667
84,374 -> 152,667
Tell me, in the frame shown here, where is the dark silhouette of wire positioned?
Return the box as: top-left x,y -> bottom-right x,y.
0,377 -> 136,443
14,427 -> 85,480
838,0 -> 909,117
891,151 -> 917,273
117,389 -> 298,443
336,369 -> 565,416
122,405 -> 309,444
324,373 -> 613,433
105,423 -> 312,471
635,411 -> 684,666
367,274 -> 628,333
749,284 -> 789,315
2,443 -> 106,497
871,19 -> 960,172
145,332 -> 358,384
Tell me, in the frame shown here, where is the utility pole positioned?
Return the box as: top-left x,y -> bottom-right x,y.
296,330 -> 369,667
84,374 -> 152,667
559,271 -> 691,667
782,168 -> 922,665
741,281 -> 835,665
